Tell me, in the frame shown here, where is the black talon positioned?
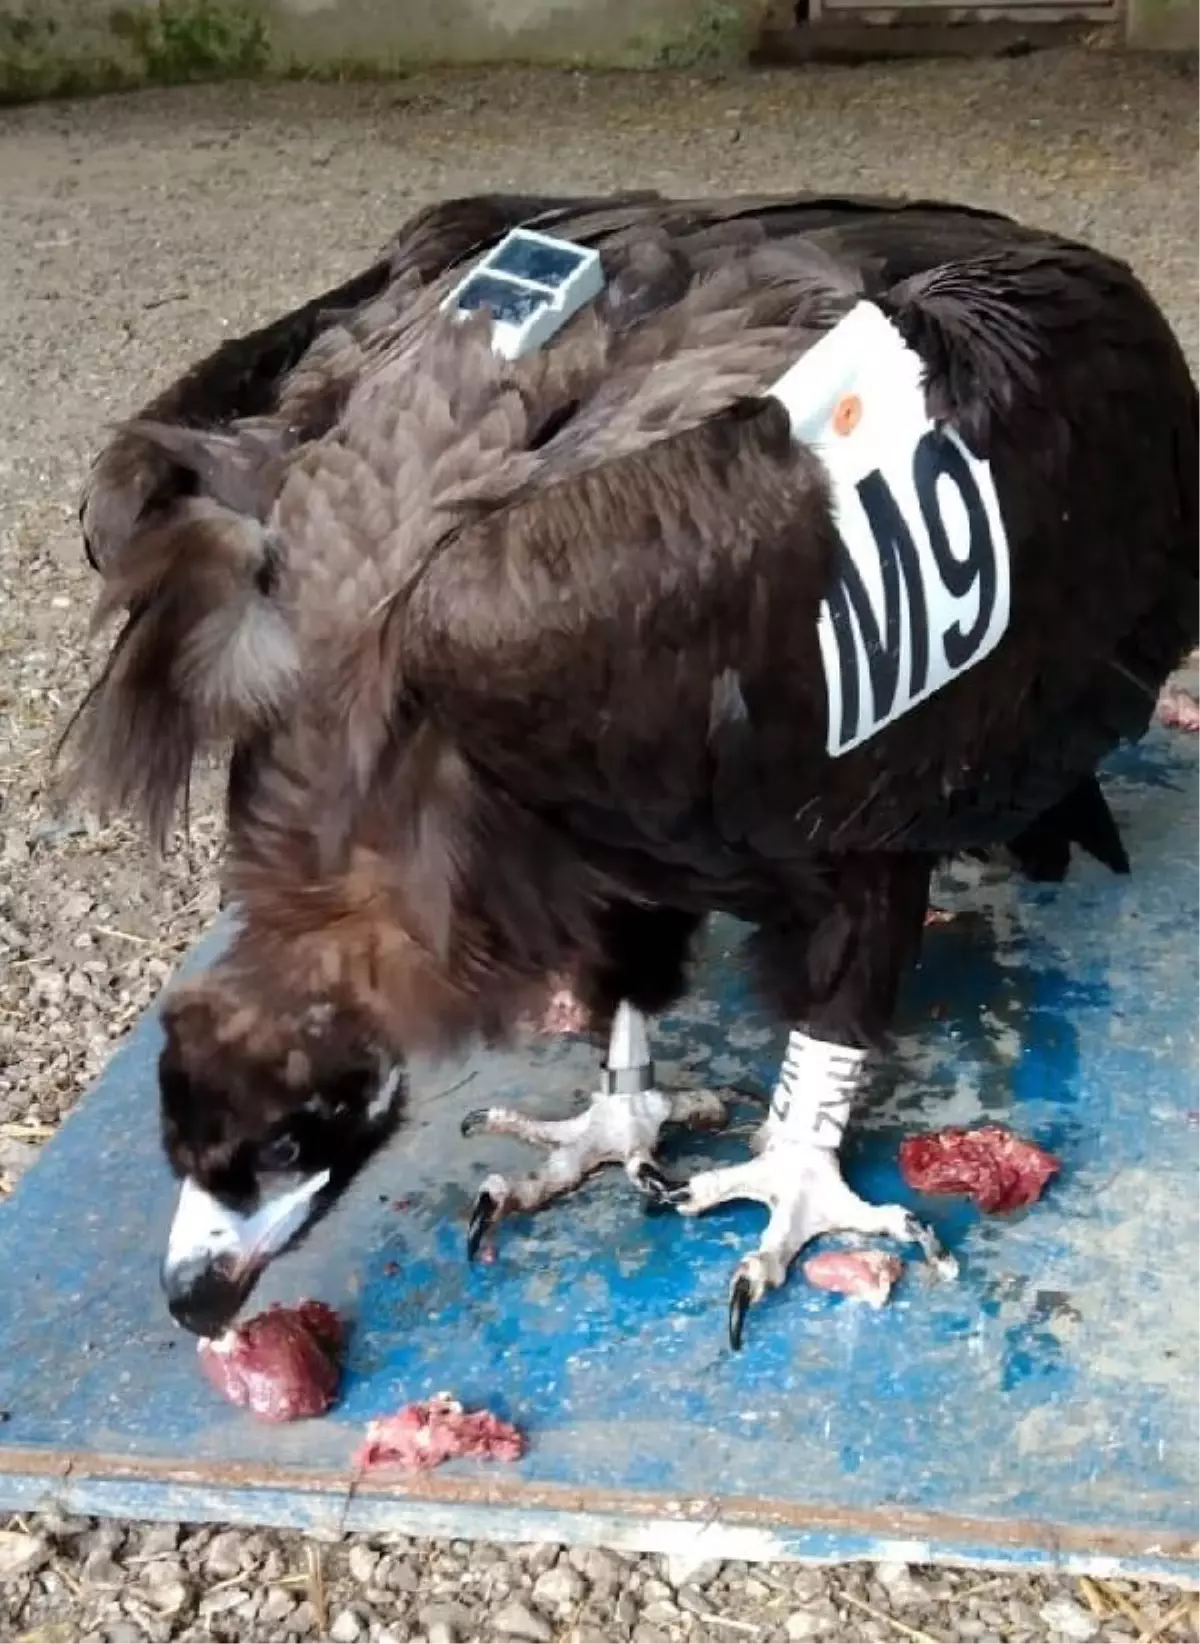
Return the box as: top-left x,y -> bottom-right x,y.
466,1190 -> 498,1262
903,1212 -> 947,1264
460,1108 -> 490,1138
632,1160 -> 676,1202
728,1273 -> 753,1353
640,1171 -> 693,1216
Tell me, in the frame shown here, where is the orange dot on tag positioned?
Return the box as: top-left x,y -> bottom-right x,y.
832,394 -> 862,437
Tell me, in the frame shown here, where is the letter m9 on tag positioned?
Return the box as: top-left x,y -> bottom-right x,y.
769,302 -> 1012,758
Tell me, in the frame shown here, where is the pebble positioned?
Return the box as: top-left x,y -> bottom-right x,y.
1040,1596 -> 1101,1641
82,1549 -> 126,1589
348,1544 -> 379,1585
491,1598 -> 554,1641
522,1542 -> 560,1576
665,1552 -> 724,1590
532,1562 -> 587,1608
102,1624 -> 149,1643
204,1529 -> 246,1579
34,1510 -> 91,1538
259,1585 -> 297,1623
329,1606 -> 364,1641
568,1546 -> 627,1594
136,1524 -> 180,1558
786,1603 -> 841,1640
142,1579 -> 189,1616
418,1602 -> 475,1635
676,1584 -> 713,1616
426,1624 -> 457,1644
138,1558 -> 185,1588
81,1524 -> 127,1559
0,1138 -> 39,1178
615,1591 -> 640,1630
199,1586 -> 250,1616
874,1561 -> 936,1607
0,1530 -> 49,1579
790,1567 -> 831,1602
382,1555 -> 421,1591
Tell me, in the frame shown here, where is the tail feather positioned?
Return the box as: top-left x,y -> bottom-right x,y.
1006,776 -> 1130,883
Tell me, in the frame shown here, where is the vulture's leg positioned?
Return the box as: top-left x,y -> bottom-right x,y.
649,855 -> 957,1349
462,906 -> 725,1256
463,1002 -> 726,1256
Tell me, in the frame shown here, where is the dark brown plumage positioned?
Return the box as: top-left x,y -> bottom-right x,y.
61,190 -> 1198,1340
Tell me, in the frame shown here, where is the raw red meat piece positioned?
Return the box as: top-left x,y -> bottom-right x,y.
899,1125 -> 1060,1213
803,1250 -> 903,1308
525,976 -> 592,1037
197,1300 -> 342,1422
355,1393 -> 525,1472
514,967 -> 594,1037
1154,686 -> 1200,732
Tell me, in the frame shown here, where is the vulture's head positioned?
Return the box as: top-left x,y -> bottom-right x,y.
157,972 -> 406,1337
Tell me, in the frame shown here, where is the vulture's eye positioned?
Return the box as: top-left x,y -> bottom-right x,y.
259,1133 -> 301,1173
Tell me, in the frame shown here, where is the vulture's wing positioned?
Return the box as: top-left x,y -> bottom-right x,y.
63,191 -> 666,841
364,243 -> 1197,869
76,189 -> 1026,579
79,191 -> 665,575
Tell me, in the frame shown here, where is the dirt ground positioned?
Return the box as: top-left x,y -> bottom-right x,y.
0,46 -> 1197,1644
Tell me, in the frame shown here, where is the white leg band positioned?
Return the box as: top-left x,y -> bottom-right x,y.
767,1030 -> 868,1150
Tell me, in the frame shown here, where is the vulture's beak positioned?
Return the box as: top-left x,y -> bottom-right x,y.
161,1171 -> 331,1336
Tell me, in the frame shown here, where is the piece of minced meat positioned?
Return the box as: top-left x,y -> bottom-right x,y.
1154,685 -> 1200,732
899,1125 -> 1060,1213
803,1250 -> 904,1307
355,1393 -> 525,1472
534,981 -> 593,1036
515,972 -> 593,1037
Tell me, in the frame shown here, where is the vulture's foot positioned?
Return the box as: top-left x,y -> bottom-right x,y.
463,1001 -> 727,1256
461,1084 -> 726,1258
645,1030 -> 957,1349
653,1134 -> 955,1349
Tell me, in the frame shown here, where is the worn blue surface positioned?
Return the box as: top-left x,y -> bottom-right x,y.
0,719 -> 1196,1580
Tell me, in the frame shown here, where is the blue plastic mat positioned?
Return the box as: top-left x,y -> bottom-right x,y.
1,719 -> 1195,1581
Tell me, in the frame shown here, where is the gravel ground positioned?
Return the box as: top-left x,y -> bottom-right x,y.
0,48 -> 1197,1644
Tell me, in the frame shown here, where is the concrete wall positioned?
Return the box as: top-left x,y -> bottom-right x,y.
1125,0 -> 1199,48
0,0 -> 1192,105
0,0 -> 763,101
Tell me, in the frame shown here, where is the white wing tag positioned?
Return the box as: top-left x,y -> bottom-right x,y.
769,301 -> 1011,758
